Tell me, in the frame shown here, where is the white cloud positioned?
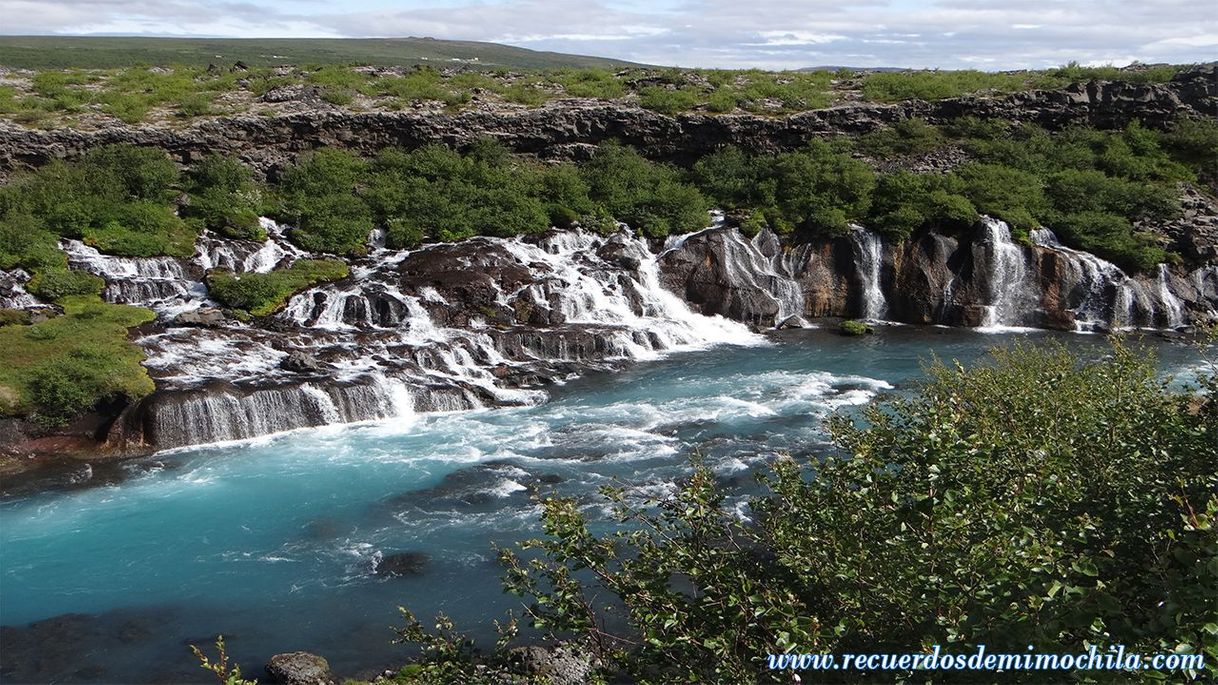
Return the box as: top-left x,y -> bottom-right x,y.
1,0 -> 1215,70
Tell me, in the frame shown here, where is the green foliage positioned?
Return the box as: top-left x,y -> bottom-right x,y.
868,171 -> 978,238
190,635 -> 256,685
0,144 -> 196,265
206,259 -> 349,316
945,122 -> 1193,270
1055,212 -> 1168,273
0,308 -> 29,327
26,269 -> 103,300
858,118 -> 946,159
691,143 -> 874,238
0,295 -> 155,422
364,144 -> 550,244
1160,118 -> 1218,179
183,155 -> 265,240
396,340 -> 1217,683
637,85 -> 702,114
862,70 -> 1032,102
1045,61 -> 1182,85
82,201 -> 197,257
770,141 -> 875,236
580,144 -> 710,238
275,149 -> 372,254
839,319 -> 871,336
949,163 -> 1047,232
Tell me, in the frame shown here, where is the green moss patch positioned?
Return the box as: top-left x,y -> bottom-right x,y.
206,259 -> 349,316
0,295 -> 155,423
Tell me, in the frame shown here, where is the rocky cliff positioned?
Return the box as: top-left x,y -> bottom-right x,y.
2,66 -> 1215,177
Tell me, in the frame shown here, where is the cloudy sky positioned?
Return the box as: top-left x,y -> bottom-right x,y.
1,0 -> 1215,70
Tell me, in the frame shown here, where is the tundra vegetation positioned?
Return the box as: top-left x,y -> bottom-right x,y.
379,339 -> 1218,684
0,61 -> 1190,127
1,111 -> 1214,424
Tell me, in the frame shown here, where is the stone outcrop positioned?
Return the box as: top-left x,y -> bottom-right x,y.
1,66 -> 1214,178
265,651 -> 336,685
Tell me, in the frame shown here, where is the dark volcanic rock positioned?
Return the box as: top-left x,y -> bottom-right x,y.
507,643 -> 598,685
375,551 -> 429,577
173,308 -> 226,327
280,350 -> 323,373
265,651 -> 336,685
2,66 -> 1213,177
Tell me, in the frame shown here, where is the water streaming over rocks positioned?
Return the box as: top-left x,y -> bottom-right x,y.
110,227 -> 762,449
850,227 -> 888,322
6,213 -> 1216,452
0,268 -> 39,309
662,217 -> 1214,334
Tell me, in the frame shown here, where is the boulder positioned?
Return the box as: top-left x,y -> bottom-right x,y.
375,551 -> 429,577
508,643 -> 597,685
279,351 -> 323,373
265,652 -> 335,685
173,308 -> 226,328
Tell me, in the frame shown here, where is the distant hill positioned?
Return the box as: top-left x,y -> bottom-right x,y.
0,36 -> 648,70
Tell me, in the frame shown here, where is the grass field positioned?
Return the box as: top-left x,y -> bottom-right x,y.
0,36 -> 645,70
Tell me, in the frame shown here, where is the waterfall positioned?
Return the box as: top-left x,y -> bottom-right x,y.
707,229 -> 806,326
1155,264 -> 1186,329
195,218 -> 306,273
147,378 -> 415,448
849,227 -> 888,321
0,269 -> 39,309
1030,228 -> 1179,330
977,218 -> 1038,328
62,240 -> 206,314
137,225 -> 763,451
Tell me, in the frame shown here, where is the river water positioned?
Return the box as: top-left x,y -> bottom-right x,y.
0,327 -> 1206,682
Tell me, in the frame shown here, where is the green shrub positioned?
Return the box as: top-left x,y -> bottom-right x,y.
858,118 -> 946,159
691,147 -> 770,211
862,69 -> 1030,102
275,149 -> 372,254
839,319 -> 871,336
26,269 -> 103,300
1055,211 -> 1167,273
1160,118 -> 1218,178
0,215 -> 67,272
950,163 -> 1048,231
81,201 -> 196,257
581,143 -> 710,237
0,308 -> 29,327
176,93 -> 213,117
184,155 -> 266,240
868,172 -> 978,238
637,86 -> 702,114
206,258 -> 349,316
771,141 -> 875,236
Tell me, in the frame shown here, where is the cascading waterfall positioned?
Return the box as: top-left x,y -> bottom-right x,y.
1155,264 -> 1186,329
849,227 -> 888,321
1030,227 -> 1176,330
62,239 -> 206,314
0,269 -> 39,309
135,225 -> 762,449
977,218 -> 1037,328
147,377 -> 415,448
14,211 -> 1212,451
712,229 -> 806,325
195,218 -> 306,273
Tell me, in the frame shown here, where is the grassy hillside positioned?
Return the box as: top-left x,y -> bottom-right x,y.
0,36 -> 645,70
